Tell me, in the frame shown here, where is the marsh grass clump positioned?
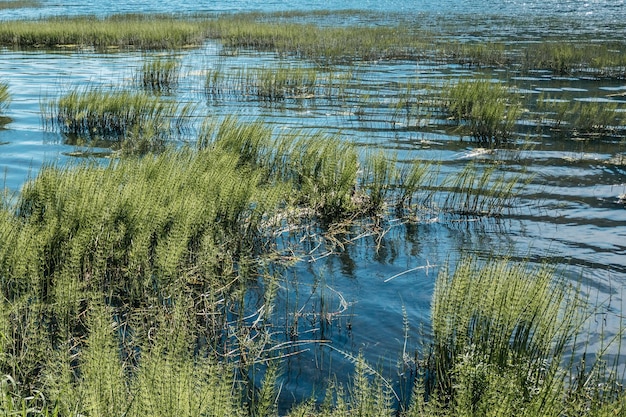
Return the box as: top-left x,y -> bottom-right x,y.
138,56 -> 181,92
200,116 -> 362,220
43,87 -> 194,152
449,161 -> 524,215
205,13 -> 428,64
537,96 -> 626,136
441,162 -> 525,216
524,41 -> 626,77
206,65 -> 320,102
0,14 -> 207,50
445,79 -> 521,145
0,144 -> 294,412
421,256 -> 622,417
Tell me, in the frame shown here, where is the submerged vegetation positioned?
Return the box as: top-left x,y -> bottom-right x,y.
1,7 -> 626,417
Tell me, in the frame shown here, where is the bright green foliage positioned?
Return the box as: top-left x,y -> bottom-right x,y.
200,116 -> 363,220
130,302 -> 244,417
7,148 -> 286,305
429,256 -> 583,414
80,303 -> 129,417
360,151 -> 398,214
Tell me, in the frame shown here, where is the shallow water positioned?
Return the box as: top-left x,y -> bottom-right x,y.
1,1 -> 626,412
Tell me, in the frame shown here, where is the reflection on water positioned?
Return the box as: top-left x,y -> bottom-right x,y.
0,3 -> 625,411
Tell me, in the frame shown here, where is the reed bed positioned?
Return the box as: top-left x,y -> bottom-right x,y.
204,13 -> 430,64
202,12 -> 626,78
0,14 -> 207,50
524,41 -> 626,78
1,11 -> 625,80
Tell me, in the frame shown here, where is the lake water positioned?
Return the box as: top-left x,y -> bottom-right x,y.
1,0 -> 625,412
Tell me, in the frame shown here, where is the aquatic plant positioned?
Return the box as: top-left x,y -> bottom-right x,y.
206,64 -> 321,102
422,255 -> 626,416
42,87 -> 194,152
524,41 -> 626,78
0,14 -> 207,50
204,13 -> 429,64
441,162 -> 525,216
445,79 -> 521,144
199,116 -> 363,220
138,56 -> 181,92
360,151 -> 398,214
537,96 -> 626,135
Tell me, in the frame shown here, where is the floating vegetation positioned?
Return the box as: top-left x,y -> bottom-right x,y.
42,87 -> 195,152
137,56 -> 181,92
